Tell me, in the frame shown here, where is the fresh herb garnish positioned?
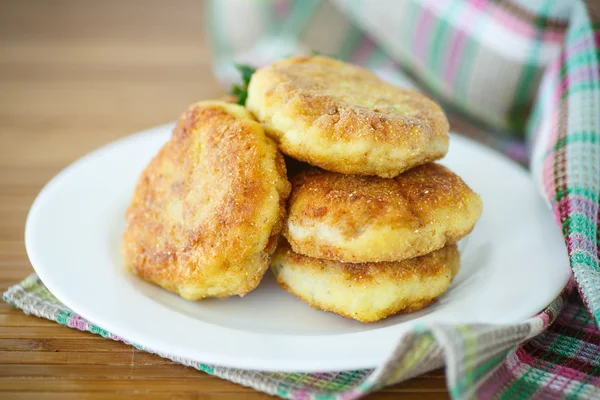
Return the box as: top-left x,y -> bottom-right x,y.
230,64 -> 256,105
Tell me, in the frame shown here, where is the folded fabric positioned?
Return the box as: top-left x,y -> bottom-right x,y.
6,275 -> 600,400
208,0 -> 600,326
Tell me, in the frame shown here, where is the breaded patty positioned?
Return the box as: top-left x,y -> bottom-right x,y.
271,240 -> 460,323
285,163 -> 482,263
246,56 -> 449,178
122,101 -> 291,300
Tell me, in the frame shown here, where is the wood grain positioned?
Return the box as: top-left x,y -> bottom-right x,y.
0,1 -> 449,398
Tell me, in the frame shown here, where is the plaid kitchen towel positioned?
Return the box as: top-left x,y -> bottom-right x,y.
6,274 -> 600,399
5,0 -> 600,399
5,275 -> 599,400
209,1 -> 599,327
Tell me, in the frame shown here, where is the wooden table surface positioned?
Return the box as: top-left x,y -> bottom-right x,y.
0,1 -> 449,398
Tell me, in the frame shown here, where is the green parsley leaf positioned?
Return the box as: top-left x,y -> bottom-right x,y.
229,64 -> 256,105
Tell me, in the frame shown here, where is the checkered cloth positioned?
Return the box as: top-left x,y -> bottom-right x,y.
5,0 -> 600,399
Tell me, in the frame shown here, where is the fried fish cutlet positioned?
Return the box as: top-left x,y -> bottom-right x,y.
246,56 -> 449,178
271,240 -> 460,323
121,101 -> 291,300
284,163 -> 482,263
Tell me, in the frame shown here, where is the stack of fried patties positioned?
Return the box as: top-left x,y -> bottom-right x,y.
247,56 -> 483,323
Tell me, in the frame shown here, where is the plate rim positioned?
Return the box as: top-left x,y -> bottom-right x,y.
24,123 -> 571,372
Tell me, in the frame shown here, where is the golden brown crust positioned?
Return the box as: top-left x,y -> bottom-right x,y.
247,56 -> 449,177
271,240 -> 460,322
122,101 -> 291,300
279,241 -> 459,283
284,163 -> 483,262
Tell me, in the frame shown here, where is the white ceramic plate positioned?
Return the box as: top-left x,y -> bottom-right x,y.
26,123 -> 571,372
